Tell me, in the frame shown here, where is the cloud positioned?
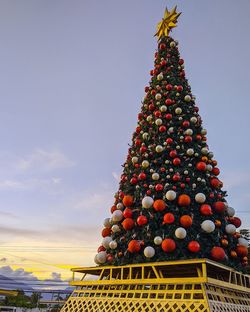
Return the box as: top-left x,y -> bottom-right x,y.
0,211 -> 17,218
0,225 -> 39,238
44,272 -> 62,282
222,170 -> 250,190
16,149 -> 75,173
112,172 -> 119,181
0,266 -> 38,281
0,149 -> 74,191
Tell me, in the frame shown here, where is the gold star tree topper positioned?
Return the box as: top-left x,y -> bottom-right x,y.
155,6 -> 181,39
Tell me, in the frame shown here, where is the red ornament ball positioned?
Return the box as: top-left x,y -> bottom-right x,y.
130,177 -> 138,185
122,195 -> 134,207
211,247 -> 226,261
159,125 -> 166,133
169,150 -> 177,158
200,204 -> 213,216
184,135 -> 192,143
230,217 -> 241,228
123,208 -> 133,218
210,178 -> 222,189
196,162 -> 207,171
182,120 -> 190,128
180,215 -> 193,228
173,174 -> 181,182
97,246 -> 106,252
128,240 -> 141,253
159,43 -> 166,50
188,241 -> 200,253
176,85 -> 183,92
163,213 -> 175,224
137,215 -> 148,226
153,199 -> 166,211
162,239 -> 176,253
166,138 -> 173,144
155,184 -> 164,192
178,194 -> 191,206
138,172 -> 146,180
173,158 -> 181,166
213,201 -> 226,213
102,228 -> 111,237
165,113 -> 172,120
165,98 -> 172,106
122,218 -> 134,231
236,246 -> 248,257
212,167 -> 220,176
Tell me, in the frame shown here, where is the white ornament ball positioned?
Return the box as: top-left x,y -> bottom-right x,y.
152,173 -> 160,180
175,107 -> 182,114
146,115 -> 152,122
201,147 -> 209,155
155,93 -> 162,100
144,246 -> 155,258
102,236 -> 112,249
103,218 -> 111,228
190,117 -> 197,124
157,73 -> 163,81
96,251 -> 107,264
112,210 -> 123,222
156,145 -> 163,153
142,196 -> 154,209
227,206 -> 235,217
185,129 -> 193,136
208,152 -> 214,159
116,203 -> 123,210
195,193 -> 206,203
175,227 -> 187,239
206,164 -> 213,171
225,224 -> 236,235
132,156 -> 138,164
94,254 -> 100,264
170,41 -> 176,48
142,133 -> 149,140
186,148 -> 194,156
201,129 -> 207,135
184,95 -> 191,102
154,236 -> 163,245
238,238 -> 249,248
168,127 -> 174,134
111,224 -> 120,233
166,190 -> 177,201
155,118 -> 163,126
109,240 -> 117,249
142,160 -> 149,168
160,105 -> 167,112
201,220 -> 215,233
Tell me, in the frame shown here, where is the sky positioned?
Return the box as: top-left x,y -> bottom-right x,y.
0,0 -> 250,284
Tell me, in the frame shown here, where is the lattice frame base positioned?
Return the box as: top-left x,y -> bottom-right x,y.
61,259 -> 250,312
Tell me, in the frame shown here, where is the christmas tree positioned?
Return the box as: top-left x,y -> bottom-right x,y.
94,6 -> 249,271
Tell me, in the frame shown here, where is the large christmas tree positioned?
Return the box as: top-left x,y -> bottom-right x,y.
94,7 -> 249,271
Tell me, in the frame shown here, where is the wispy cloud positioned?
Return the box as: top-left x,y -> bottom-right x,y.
222,170 -> 250,190
0,149 -> 74,192
16,149 -> 74,173
112,172 -> 119,181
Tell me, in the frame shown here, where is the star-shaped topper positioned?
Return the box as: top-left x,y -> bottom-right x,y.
155,6 -> 181,39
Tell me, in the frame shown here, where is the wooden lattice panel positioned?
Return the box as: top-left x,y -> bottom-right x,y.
61,259 -> 250,312
209,301 -> 250,312
62,297 -> 209,312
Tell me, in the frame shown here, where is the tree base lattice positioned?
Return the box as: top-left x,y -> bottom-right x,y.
61,259 -> 250,312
